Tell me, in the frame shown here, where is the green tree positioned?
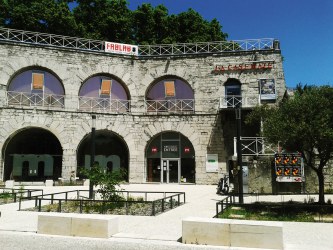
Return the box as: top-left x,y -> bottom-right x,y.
175,8 -> 227,43
73,0 -> 132,42
81,164 -> 126,201
1,0 -> 228,44
0,0 -> 80,36
247,85 -> 333,204
132,3 -> 156,44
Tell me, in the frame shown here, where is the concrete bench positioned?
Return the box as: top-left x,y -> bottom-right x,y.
37,213 -> 119,238
182,217 -> 283,249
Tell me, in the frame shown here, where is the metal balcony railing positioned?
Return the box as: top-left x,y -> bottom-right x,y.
219,95 -> 259,109
0,27 -> 278,57
78,96 -> 130,113
6,91 -> 65,108
145,99 -> 194,113
234,137 -> 277,156
0,28 -> 104,51
139,39 -> 276,56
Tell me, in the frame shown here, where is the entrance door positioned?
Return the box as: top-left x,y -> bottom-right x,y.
161,159 -> 180,183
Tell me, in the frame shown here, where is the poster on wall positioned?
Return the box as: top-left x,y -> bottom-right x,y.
259,79 -> 276,100
206,154 -> 218,172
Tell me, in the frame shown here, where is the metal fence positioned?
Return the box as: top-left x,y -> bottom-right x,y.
7,91 -> 65,108
234,137 -> 277,156
219,95 -> 259,109
78,96 -> 130,113
0,188 -> 43,204
215,193 -> 333,218
19,189 -> 186,216
145,99 -> 194,113
0,27 -> 277,57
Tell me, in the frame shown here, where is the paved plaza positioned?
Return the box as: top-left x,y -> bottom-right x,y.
0,184 -> 333,249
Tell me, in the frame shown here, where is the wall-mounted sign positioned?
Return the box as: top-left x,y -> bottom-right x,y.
206,154 -> 218,173
151,147 -> 158,153
213,61 -> 274,73
162,141 -> 179,158
105,42 -> 138,56
259,79 -> 276,100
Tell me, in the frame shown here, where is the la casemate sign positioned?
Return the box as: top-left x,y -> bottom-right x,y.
213,61 -> 274,74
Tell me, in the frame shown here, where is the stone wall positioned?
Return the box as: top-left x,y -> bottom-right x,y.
0,41 -> 286,183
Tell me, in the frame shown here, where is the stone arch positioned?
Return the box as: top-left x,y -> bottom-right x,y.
76,129 -> 129,182
1,127 -> 63,181
145,130 -> 195,183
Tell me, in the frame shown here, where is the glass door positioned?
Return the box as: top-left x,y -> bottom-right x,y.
161,159 -> 180,183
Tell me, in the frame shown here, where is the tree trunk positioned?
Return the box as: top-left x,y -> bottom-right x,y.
317,169 -> 325,204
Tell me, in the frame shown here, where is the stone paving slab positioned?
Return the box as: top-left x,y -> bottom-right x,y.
0,184 -> 333,249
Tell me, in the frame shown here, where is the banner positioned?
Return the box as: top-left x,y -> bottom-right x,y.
105,42 -> 138,56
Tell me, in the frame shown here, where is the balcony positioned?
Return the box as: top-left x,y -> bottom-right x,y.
78,96 -> 130,113
219,95 -> 259,109
6,91 -> 65,109
234,137 -> 277,156
145,99 -> 194,113
3,92 -> 216,114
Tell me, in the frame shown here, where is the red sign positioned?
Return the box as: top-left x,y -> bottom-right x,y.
213,61 -> 273,73
184,147 -> 190,153
151,147 -> 158,153
105,42 -> 138,56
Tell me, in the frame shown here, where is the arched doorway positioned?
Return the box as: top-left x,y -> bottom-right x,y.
146,132 -> 195,183
76,130 -> 129,181
3,128 -> 63,181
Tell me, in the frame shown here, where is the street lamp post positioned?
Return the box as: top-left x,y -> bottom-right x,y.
235,104 -> 244,204
89,114 -> 96,199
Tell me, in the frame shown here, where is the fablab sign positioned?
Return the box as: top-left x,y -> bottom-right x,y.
105,42 -> 138,56
213,61 -> 274,73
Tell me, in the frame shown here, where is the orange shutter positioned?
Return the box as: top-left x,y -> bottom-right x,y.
100,79 -> 112,95
164,81 -> 175,97
32,73 -> 44,90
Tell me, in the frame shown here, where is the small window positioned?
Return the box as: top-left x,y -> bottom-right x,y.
164,81 -> 175,97
100,79 -> 112,96
32,72 -> 44,90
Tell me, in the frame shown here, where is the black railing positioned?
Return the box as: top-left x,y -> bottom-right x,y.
215,192 -> 333,218
215,194 -> 236,217
0,188 -> 43,204
19,189 -> 185,216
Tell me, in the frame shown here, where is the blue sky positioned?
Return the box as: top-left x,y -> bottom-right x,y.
127,0 -> 333,88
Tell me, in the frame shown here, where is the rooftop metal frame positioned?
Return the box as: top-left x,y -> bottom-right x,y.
0,27 -> 278,57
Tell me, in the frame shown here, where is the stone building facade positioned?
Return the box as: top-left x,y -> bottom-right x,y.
0,28 -> 290,189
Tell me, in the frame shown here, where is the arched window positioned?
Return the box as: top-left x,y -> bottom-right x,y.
78,75 -> 129,113
146,78 -> 194,113
8,69 -> 64,108
225,79 -> 241,107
